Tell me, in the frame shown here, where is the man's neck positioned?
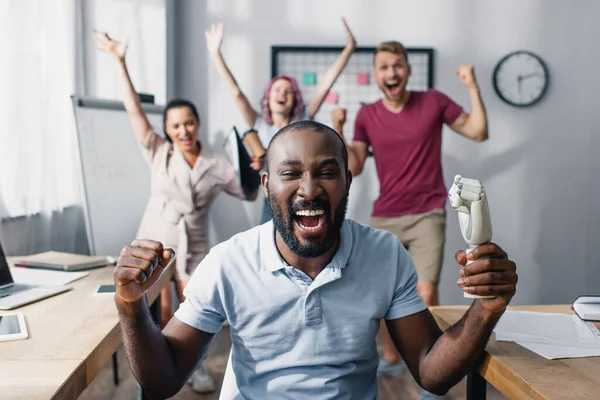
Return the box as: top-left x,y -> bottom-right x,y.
271,113 -> 292,129
382,90 -> 411,113
274,232 -> 339,280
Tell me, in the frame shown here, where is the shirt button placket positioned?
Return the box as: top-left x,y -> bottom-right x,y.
304,289 -> 323,326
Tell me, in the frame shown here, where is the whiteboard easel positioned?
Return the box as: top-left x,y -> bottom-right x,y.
71,96 -> 164,256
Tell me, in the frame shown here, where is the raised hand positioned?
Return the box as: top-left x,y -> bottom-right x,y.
114,240 -> 174,303
457,65 -> 477,90
331,108 -> 347,130
95,32 -> 128,61
250,155 -> 265,171
205,23 -> 224,54
341,17 -> 357,50
455,243 -> 518,313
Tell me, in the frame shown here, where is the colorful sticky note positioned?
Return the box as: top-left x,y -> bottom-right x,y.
357,72 -> 369,85
303,72 -> 317,85
324,91 -> 339,104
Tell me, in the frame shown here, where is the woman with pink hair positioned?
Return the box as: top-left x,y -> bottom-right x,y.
206,19 -> 356,223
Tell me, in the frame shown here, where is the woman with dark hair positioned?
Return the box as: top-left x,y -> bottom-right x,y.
95,32 -> 258,393
205,18 -> 357,223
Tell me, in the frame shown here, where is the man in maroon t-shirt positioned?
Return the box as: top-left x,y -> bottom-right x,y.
333,41 -> 488,376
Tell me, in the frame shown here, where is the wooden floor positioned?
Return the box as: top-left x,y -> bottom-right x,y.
79,326 -> 505,400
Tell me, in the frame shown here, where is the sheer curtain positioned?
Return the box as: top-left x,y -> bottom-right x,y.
0,0 -> 86,255
0,0 -> 167,255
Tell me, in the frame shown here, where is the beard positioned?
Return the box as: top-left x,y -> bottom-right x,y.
267,190 -> 348,258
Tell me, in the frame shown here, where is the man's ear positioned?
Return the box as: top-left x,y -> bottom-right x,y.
261,172 -> 269,198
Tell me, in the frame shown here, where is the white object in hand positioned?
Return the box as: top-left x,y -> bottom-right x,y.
448,174 -> 494,299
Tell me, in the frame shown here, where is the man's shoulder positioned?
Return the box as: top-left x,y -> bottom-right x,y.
357,100 -> 382,114
210,224 -> 263,257
345,219 -> 402,252
196,225 -> 264,277
408,89 -> 458,117
344,220 -> 411,277
354,101 -> 383,130
415,88 -> 452,104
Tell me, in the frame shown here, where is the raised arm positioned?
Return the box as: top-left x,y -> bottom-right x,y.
114,240 -> 215,398
307,18 -> 357,118
95,33 -> 152,145
386,243 -> 517,395
450,65 -> 489,142
331,108 -> 368,176
206,23 -> 257,128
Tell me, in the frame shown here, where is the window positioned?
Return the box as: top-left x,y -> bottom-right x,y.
0,0 -> 79,218
0,0 -> 167,219
81,0 -> 166,103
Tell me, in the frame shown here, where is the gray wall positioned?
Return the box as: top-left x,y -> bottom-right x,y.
169,0 -> 600,306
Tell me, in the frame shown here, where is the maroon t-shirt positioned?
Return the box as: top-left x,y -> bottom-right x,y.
354,89 -> 463,217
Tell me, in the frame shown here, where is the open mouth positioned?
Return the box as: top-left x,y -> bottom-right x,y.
293,209 -> 325,232
179,137 -> 192,146
384,81 -> 402,96
276,99 -> 286,106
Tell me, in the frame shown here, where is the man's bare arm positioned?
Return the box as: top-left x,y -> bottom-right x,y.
450,65 -> 489,141
345,141 -> 369,176
331,108 -> 369,176
115,241 -> 215,398
387,244 -> 517,395
387,301 -> 500,394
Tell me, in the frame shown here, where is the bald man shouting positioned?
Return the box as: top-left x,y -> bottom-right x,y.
114,120 -> 517,399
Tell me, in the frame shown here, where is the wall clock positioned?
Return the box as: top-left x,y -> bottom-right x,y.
492,51 -> 549,107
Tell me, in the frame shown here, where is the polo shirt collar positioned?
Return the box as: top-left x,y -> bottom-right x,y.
259,220 -> 353,273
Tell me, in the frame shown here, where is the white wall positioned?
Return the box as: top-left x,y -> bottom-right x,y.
171,0 -> 600,306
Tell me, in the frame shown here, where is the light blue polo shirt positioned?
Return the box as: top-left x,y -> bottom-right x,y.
175,219 -> 427,399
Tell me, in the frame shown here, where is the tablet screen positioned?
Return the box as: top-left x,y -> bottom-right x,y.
97,284 -> 116,294
0,315 -> 21,335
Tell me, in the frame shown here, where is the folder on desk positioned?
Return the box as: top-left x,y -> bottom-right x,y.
8,251 -> 115,272
223,126 -> 262,196
573,295 -> 600,321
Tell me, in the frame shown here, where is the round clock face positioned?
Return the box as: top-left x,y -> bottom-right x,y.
493,51 -> 549,107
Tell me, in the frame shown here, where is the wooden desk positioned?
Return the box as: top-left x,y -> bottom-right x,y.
0,263 -> 174,400
430,305 -> 600,400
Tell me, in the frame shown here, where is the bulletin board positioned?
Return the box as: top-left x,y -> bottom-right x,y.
271,46 -> 434,143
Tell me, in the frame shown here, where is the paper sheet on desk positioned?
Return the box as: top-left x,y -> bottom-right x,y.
515,341 -> 600,359
494,311 -> 600,359
10,268 -> 88,286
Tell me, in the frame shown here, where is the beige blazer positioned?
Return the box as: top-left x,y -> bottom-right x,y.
136,132 -> 246,280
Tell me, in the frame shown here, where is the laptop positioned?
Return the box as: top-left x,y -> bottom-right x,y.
7,251 -> 115,272
0,242 -> 72,310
